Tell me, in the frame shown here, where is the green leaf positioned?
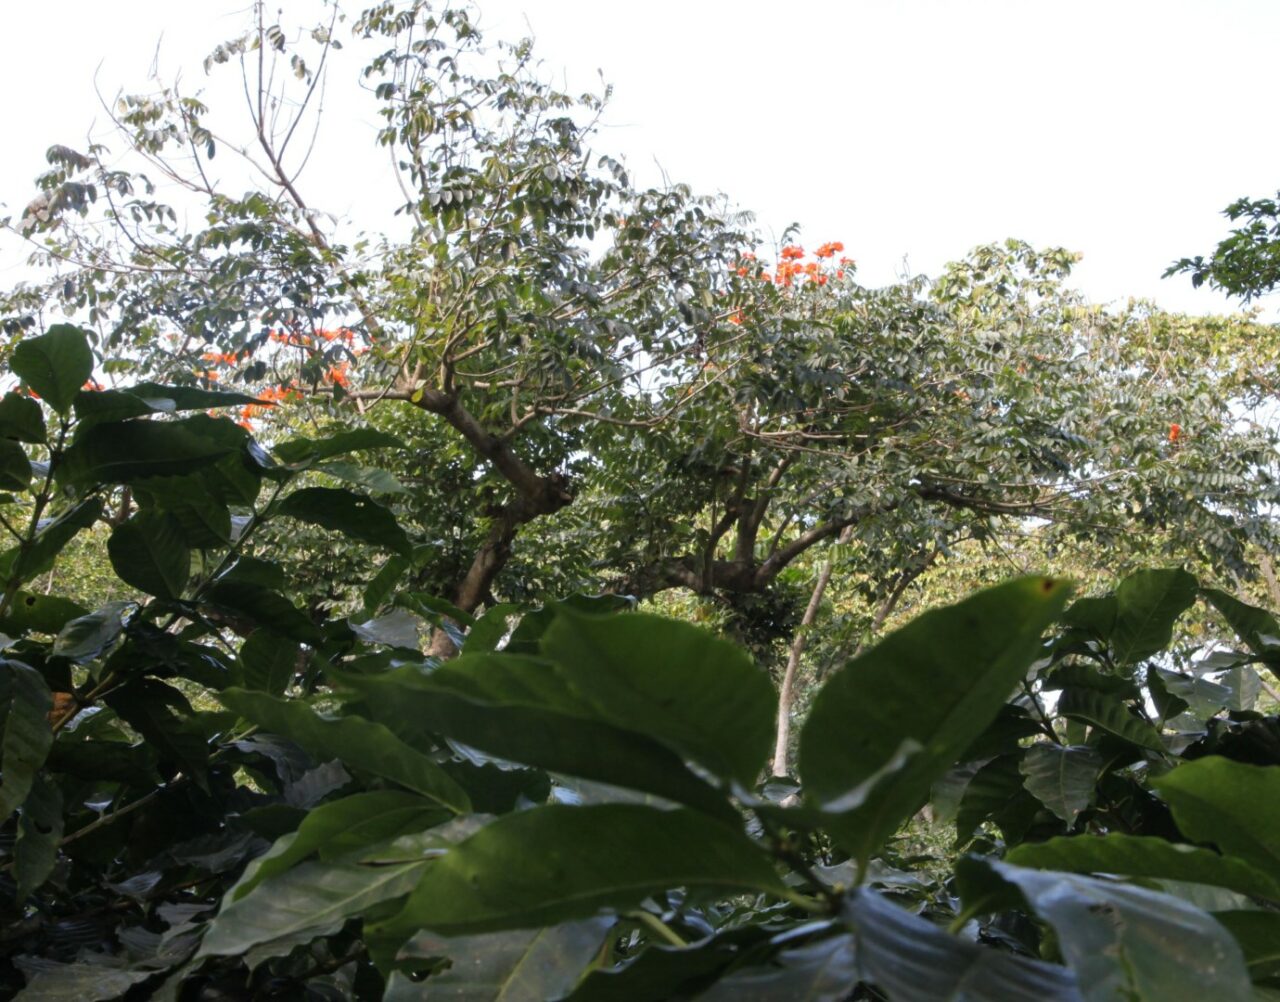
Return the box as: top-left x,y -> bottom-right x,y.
1110,568 -> 1198,665
0,392 -> 46,443
202,582 -> 322,645
388,919 -> 611,1001
694,933 -> 859,1002
370,804 -> 785,941
1060,594 -> 1117,639
238,629 -> 299,696
1214,911 -> 1280,981
11,325 -> 94,415
799,577 -> 1070,861
274,427 -> 404,465
561,926 -> 772,1002
60,415 -> 244,486
230,791 -> 449,901
1006,834 -> 1280,902
0,592 -> 88,635
218,688 -> 471,814
1153,757 -> 1280,878
1056,687 -> 1165,751
14,771 -> 63,899
317,461 -> 409,495
104,679 -> 209,788
540,609 -> 776,787
200,860 -> 427,958
1203,588 -> 1280,661
956,858 -> 1250,1002
108,511 -> 190,598
0,498 -> 102,586
0,439 -> 31,491
51,601 -> 129,662
12,960 -> 154,1000
1019,744 -> 1102,824
351,609 -> 423,649
955,754 -> 1041,845
335,658 -> 736,821
0,660 -> 54,821
843,887 -> 1082,1002
362,556 -> 408,615
276,487 -> 410,556
128,381 -> 262,410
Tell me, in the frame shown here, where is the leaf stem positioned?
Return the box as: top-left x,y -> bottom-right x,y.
625,909 -> 687,948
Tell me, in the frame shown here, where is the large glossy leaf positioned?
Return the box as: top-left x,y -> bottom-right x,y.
12,959 -> 154,1000
60,415 -> 244,486
199,860 -> 428,958
799,577 -> 1070,861
105,679 -> 209,787
1203,587 -> 1280,662
956,858 -> 1250,1002
0,392 -> 46,443
51,601 -> 129,662
274,427 -> 404,465
0,592 -> 88,635
1109,568 -> 1198,665
238,629 -> 299,696
218,688 -> 471,814
1152,756 -> 1280,877
0,439 -> 31,491
317,461 -> 409,495
844,887 -> 1082,1002
1214,911 -> 1280,981
955,754 -> 1041,844
202,581 -> 322,645
1005,834 -> 1280,902
0,498 -> 102,586
230,791 -> 449,901
10,325 -> 94,415
1019,743 -> 1101,824
540,608 -> 776,787
370,804 -> 785,941
389,919 -> 611,1001
14,772 -> 63,899
334,659 -> 736,821
0,660 -> 54,820
108,511 -> 190,599
275,486 -> 411,556
561,925 -> 773,1001
1055,687 -> 1165,751
694,933 -> 859,1002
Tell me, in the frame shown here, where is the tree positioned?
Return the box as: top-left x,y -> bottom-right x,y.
1168,190 -> 1280,301
7,1 -> 1279,673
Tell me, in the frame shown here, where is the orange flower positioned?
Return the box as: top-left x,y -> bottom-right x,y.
1168,423 -> 1182,443
728,311 -> 743,325
814,241 -> 845,259
780,245 -> 805,261
82,379 -> 103,391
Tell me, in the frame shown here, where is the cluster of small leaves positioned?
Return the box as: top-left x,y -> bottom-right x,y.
1168,192 -> 1280,301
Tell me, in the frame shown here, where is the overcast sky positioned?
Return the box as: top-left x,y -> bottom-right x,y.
3,0 -> 1278,316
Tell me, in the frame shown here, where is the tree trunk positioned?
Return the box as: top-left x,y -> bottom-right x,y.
771,526 -> 852,776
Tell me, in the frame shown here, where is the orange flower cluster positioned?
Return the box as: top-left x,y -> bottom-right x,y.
1169,423 -> 1182,443
325,361 -> 351,387
82,379 -> 103,392
202,350 -> 242,366
732,242 -> 851,290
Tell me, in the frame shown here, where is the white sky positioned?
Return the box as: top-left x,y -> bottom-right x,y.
3,0 -> 1279,317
